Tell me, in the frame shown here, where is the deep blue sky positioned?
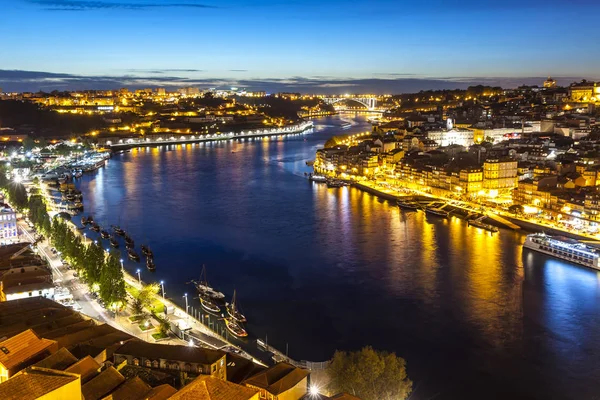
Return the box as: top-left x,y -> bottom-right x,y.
1,0 -> 599,93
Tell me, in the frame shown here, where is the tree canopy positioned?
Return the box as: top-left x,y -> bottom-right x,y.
327,346 -> 412,400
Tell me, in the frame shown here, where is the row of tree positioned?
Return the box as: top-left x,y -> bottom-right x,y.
51,218 -> 126,307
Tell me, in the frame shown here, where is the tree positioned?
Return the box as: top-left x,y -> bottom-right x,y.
327,346 -> 412,400
132,283 -> 160,315
83,241 -> 104,285
99,252 -> 126,306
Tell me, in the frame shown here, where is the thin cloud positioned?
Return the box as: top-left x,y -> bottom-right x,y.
0,69 -> 593,95
26,0 -> 218,11
229,69 -> 248,72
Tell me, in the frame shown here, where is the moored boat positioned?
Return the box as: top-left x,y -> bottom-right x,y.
90,223 -> 101,232
397,200 -> 421,211
125,236 -> 134,247
86,216 -> 94,224
523,233 -> 600,270
109,236 -> 119,248
226,290 -> 247,323
468,218 -> 499,233
224,317 -> 248,338
100,230 -> 110,239
425,206 -> 449,219
141,245 -> 153,258
81,216 -> 89,226
200,296 -> 220,314
193,265 -> 225,299
127,249 -> 140,262
113,226 -> 126,236
146,257 -> 156,271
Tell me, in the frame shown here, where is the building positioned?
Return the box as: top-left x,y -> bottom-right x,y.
113,340 -> 227,380
243,362 -> 309,400
543,77 -> 557,88
483,158 -> 518,192
569,80 -> 600,103
178,87 -> 200,97
0,264 -> 54,302
0,329 -> 57,382
0,204 -> 18,244
0,367 -> 81,400
426,129 -> 474,147
170,374 -> 259,400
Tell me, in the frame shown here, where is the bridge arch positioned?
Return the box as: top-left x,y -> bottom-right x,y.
323,97 -> 377,110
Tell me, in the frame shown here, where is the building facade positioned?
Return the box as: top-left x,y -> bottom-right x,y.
0,205 -> 17,245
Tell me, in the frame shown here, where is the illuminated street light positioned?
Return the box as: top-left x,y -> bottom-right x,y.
120,259 -> 123,271
136,269 -> 141,285
160,280 -> 165,299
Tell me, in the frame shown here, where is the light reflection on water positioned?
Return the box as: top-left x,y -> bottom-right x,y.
76,115 -> 600,400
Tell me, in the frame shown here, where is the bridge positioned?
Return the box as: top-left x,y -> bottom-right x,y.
323,96 -> 378,110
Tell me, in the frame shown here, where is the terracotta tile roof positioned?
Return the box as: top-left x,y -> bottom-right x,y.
65,355 -> 101,383
115,340 -> 225,365
170,374 -> 259,400
0,329 -> 56,370
0,367 -> 79,400
32,347 -> 78,370
145,384 -> 177,400
242,362 -> 309,396
100,376 -> 150,400
82,366 -> 125,400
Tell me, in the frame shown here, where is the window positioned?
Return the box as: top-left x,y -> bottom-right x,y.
212,365 -> 216,373
260,390 -> 266,399
145,360 -> 151,367
133,358 -> 139,366
153,360 -> 159,368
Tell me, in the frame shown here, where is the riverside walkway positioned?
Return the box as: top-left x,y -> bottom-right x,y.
105,121 -> 314,150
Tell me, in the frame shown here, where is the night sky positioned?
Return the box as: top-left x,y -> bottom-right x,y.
1,0 -> 599,93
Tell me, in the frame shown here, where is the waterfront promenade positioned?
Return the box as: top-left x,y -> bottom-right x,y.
341,177 -> 600,241
103,121 -> 314,150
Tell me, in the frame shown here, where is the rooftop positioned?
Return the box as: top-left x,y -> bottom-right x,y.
170,374 -> 259,400
242,362 -> 309,395
31,347 -> 77,371
81,366 -> 125,400
115,340 -> 225,365
0,367 -> 79,400
0,329 -> 56,370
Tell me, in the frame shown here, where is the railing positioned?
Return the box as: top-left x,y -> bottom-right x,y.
257,339 -> 331,371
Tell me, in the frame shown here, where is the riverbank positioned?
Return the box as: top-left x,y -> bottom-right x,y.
103,121 -> 314,150
349,179 -> 600,242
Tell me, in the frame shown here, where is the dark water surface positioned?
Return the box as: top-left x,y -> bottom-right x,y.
77,115 -> 600,400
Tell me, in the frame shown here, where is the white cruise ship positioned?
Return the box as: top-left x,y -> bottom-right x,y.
523,233 -> 600,270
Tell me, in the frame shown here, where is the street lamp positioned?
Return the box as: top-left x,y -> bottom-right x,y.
183,293 -> 188,318
120,259 -> 123,271
160,280 -> 165,299
136,269 -> 141,285
144,320 -> 149,341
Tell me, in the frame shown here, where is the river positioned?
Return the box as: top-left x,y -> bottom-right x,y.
76,114 -> 600,400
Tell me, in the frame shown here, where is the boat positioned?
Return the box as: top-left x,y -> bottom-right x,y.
127,249 -> 140,262
468,217 -> 499,233
146,257 -> 156,271
109,236 -> 119,248
425,205 -> 449,219
224,317 -> 248,338
326,179 -> 344,188
193,265 -> 225,299
226,290 -> 247,323
81,216 -> 89,226
309,174 -> 327,183
125,236 -> 134,247
113,226 -> 126,236
100,230 -> 110,239
86,216 -> 94,224
523,233 -> 600,270
200,296 -> 220,314
141,245 -> 153,258
397,200 -> 421,211
90,223 -> 101,232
